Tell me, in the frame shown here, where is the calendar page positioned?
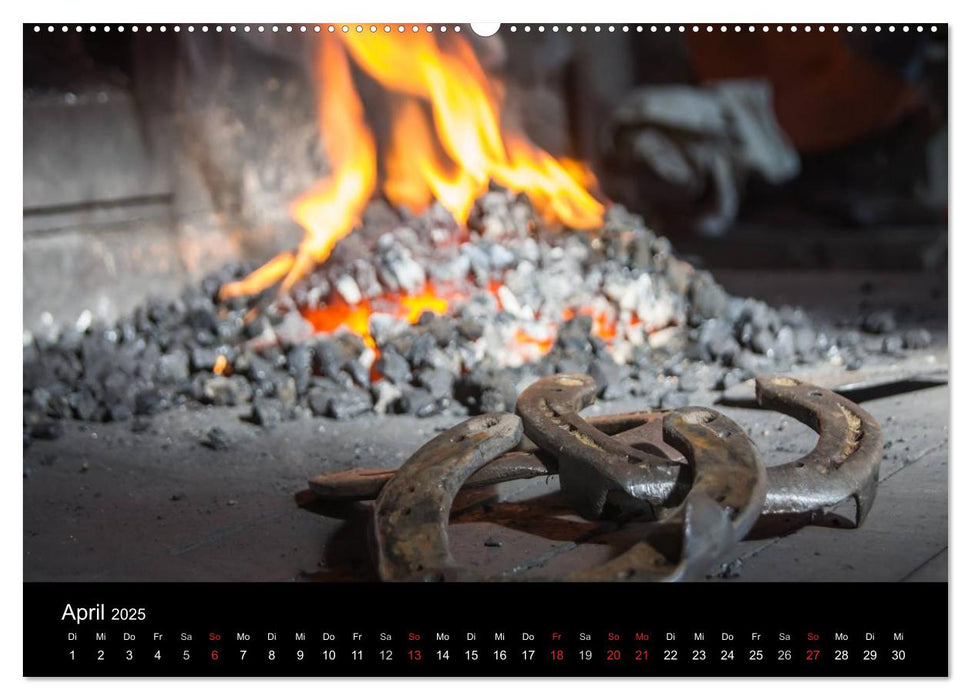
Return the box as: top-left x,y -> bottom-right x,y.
21,17 -> 949,678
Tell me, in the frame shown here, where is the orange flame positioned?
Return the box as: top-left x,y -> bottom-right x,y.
344,31 -> 604,229
221,38 -> 376,299
220,32 -> 608,363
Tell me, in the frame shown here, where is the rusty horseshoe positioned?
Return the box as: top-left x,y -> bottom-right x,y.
515,373 -> 684,520
372,412 -> 523,581
755,375 -> 883,526
563,406 -> 767,581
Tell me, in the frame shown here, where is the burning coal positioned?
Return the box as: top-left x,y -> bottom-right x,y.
220,31 -> 605,322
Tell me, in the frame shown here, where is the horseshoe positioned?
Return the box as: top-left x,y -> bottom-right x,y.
372,413 -> 523,581
371,405 -> 763,582
755,375 -> 883,526
515,373 -> 683,520
563,406 -> 766,581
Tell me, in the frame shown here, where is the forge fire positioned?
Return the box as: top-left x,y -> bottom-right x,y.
24,32 -> 892,430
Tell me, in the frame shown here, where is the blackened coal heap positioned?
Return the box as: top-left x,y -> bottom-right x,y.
23,190 -> 913,443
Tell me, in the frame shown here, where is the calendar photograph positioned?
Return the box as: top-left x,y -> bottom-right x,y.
21,19 -> 949,678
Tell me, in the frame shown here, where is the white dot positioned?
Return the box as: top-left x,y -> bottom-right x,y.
525,25 -> 531,32
118,25 -> 125,32
540,26 -> 546,32
455,26 -> 461,32
819,26 -> 826,32
567,26 -> 573,32
904,26 -> 910,32
510,26 -> 517,33
932,26 -> 938,32
861,26 -> 868,32
889,26 -> 896,32
918,25 -> 924,32
875,25 -> 882,32
160,26 -> 167,33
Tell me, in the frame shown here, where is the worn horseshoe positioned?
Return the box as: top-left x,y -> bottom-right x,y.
755,376 -> 883,526
372,413 -> 523,581
307,411 -> 674,503
515,373 -> 684,520
563,406 -> 766,581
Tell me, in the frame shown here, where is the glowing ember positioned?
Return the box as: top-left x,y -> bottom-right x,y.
302,282 -> 460,351
213,354 -> 229,375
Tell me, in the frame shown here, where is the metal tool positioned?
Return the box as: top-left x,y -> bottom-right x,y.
515,373 -> 683,520
562,407 -> 766,581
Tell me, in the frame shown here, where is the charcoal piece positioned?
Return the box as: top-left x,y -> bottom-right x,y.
554,355 -> 589,375
902,329 -> 933,349
134,389 -> 170,416
659,390 -> 692,410
556,315 -> 594,352
308,387 -> 372,419
588,358 -> 627,400
375,350 -> 411,385
344,359 -> 370,388
250,398 -> 284,428
108,403 -> 133,422
456,317 -> 484,341
273,376 -> 298,406
772,326 -> 796,361
405,333 -> 437,369
415,367 -> 454,399
327,388 -> 373,419
190,347 -> 220,373
862,310 -> 897,334
688,271 -> 727,321
199,376 -> 253,406
881,335 -> 905,355
69,390 -> 102,422
677,370 -> 701,393
369,313 -> 403,348
837,330 -> 864,348
286,345 -> 314,394
750,328 -> 775,355
478,388 -> 510,413
716,367 -> 753,391
793,326 -> 818,357
371,379 -> 403,414
201,426 -> 231,451
419,314 -> 458,347
156,350 -> 190,384
28,419 -> 64,440
243,354 -> 275,384
314,340 -> 345,380
395,387 -> 441,416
